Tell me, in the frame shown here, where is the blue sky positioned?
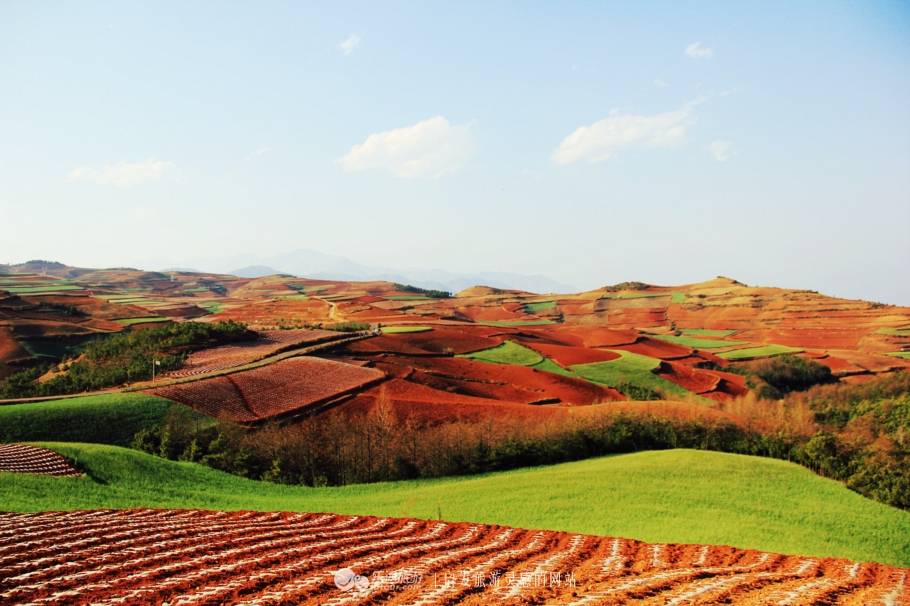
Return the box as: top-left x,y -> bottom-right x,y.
2,1 -> 909,303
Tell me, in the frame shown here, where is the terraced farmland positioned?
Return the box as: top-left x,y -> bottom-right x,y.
164,328 -> 343,378
149,357 -> 385,422
0,509 -> 905,605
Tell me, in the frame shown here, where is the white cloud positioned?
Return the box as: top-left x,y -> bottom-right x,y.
244,147 -> 270,161
708,140 -> 733,162
552,104 -> 696,165
685,42 -> 714,59
653,78 -> 670,88
338,34 -> 360,56
339,116 -> 473,178
67,159 -> 173,187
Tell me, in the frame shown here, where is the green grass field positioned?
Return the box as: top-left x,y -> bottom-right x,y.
670,292 -> 686,304
718,344 -> 804,360
652,334 -> 749,349
570,350 -> 691,398
0,393 -> 201,446
530,357 -> 576,378
461,340 -> 544,366
876,327 -> 910,337
381,325 -> 433,334
680,328 -> 737,337
3,284 -> 83,294
523,300 -> 556,314
114,316 -> 171,326
2,445 -> 907,566
887,351 -> 910,359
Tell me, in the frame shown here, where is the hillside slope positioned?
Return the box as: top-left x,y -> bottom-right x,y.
2,444 -> 908,566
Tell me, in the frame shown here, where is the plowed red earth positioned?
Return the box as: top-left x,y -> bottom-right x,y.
528,326 -> 639,348
345,326 -> 505,356
0,510 -> 904,606
656,361 -> 721,394
612,337 -> 693,360
0,444 -> 81,477
0,326 -> 28,364
148,357 -> 385,422
383,356 -> 622,405
165,329 -> 342,378
520,342 -> 621,366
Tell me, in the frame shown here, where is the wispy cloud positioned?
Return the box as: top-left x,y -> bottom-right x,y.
685,42 -> 713,59
340,116 -> 473,178
244,147 -> 271,161
708,140 -> 733,162
67,159 -> 173,187
552,102 -> 698,165
338,34 -> 360,56
653,78 -> 670,88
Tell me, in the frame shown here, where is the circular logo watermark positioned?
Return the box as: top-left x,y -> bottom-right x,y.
334,568 -> 369,592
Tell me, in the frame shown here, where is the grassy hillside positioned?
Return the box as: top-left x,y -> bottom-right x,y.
0,393 -> 201,446
3,444 -> 908,566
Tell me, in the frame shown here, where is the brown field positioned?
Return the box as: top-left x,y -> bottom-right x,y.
0,509 -> 905,605
165,329 -> 342,378
148,357 -> 385,423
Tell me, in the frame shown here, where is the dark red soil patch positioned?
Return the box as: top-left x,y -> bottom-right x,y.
520,341 -> 621,366
612,337 -> 693,359
149,357 -> 385,422
656,361 -> 721,394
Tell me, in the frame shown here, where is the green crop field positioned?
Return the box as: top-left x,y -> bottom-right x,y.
531,357 -> 576,378
887,351 -> 910,359
2,445 -> 907,566
718,344 -> 804,360
571,350 -> 691,398
381,325 -> 433,334
680,328 -> 737,337
652,334 -> 749,349
670,292 -> 686,303
199,301 -> 224,314
523,300 -> 556,314
461,340 -> 544,366
4,284 -> 83,294
114,316 -> 171,326
478,319 -> 555,327
0,393 -> 198,447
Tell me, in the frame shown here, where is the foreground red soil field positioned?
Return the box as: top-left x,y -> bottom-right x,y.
0,510 -> 905,605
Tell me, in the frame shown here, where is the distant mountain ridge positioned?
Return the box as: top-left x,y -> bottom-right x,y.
220,249 -> 579,294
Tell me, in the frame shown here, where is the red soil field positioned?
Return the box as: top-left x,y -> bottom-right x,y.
149,357 -> 385,423
390,356 -> 622,405
0,444 -> 81,477
534,326 -> 639,348
212,298 -> 333,326
519,341 -> 621,366
612,337 -> 693,360
656,361 -> 721,394
0,326 -> 28,364
344,326 -> 505,356
165,329 -> 342,378
0,509 -> 904,605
